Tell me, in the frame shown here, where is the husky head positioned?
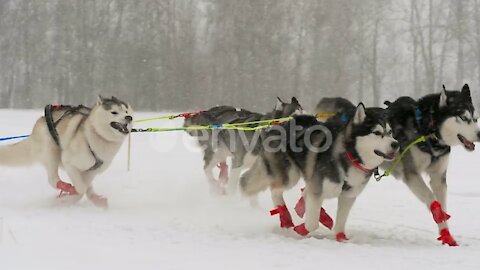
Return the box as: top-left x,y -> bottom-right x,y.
345,103 -> 399,169
315,97 -> 356,122
91,95 -> 134,141
436,84 -> 480,151
274,97 -> 306,116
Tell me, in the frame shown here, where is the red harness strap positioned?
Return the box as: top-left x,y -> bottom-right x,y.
345,152 -> 374,174
178,110 -> 207,119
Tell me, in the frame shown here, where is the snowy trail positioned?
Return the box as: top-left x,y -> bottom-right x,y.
0,110 -> 480,270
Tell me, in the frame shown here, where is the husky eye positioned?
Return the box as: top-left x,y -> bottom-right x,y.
459,116 -> 471,124
111,111 -> 119,115
373,131 -> 382,136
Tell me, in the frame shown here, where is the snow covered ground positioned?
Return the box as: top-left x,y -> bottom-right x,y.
1,110 -> 480,270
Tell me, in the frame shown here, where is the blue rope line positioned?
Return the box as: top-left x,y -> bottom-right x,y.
0,135 -> 30,142
210,124 -> 223,129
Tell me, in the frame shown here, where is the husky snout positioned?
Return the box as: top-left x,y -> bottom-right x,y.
391,141 -> 399,150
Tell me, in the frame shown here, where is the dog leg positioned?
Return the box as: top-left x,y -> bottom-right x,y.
227,165 -> 242,195
294,187 -> 322,236
64,165 -> 88,195
403,173 -> 436,207
218,161 -> 229,187
86,187 -> 108,209
404,173 -> 457,246
334,194 -> 356,242
294,189 -> 333,230
227,154 -> 247,195
270,188 -> 294,229
430,171 -> 457,246
430,171 -> 449,227
203,152 -> 225,195
56,165 -> 84,204
43,158 -> 64,191
83,173 -> 108,209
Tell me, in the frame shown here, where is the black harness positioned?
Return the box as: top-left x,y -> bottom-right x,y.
414,107 -> 451,162
45,104 -> 104,172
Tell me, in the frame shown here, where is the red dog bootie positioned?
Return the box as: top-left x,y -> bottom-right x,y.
294,196 -> 305,217
294,223 -> 309,236
336,232 -> 349,242
217,162 -> 229,186
89,194 -> 109,209
294,196 -> 333,230
270,205 -> 294,228
437,229 -> 458,246
320,208 -> 334,230
430,201 -> 451,224
56,180 -> 78,197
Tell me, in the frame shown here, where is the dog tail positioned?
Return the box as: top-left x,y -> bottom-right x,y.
0,138 -> 36,166
240,159 -> 270,196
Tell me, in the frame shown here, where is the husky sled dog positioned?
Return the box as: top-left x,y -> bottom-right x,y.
383,84 -> 480,246
0,96 -> 133,208
185,97 -> 304,195
315,97 -> 356,122
240,104 -> 399,240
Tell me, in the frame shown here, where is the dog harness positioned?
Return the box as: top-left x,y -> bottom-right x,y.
414,107 -> 451,162
45,104 -> 104,172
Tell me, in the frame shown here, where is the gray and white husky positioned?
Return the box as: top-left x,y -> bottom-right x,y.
0,96 -> 133,208
240,104 -> 399,240
185,97 -> 304,195
383,84 -> 480,246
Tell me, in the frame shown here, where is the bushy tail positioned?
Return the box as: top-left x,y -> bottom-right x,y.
240,159 -> 270,196
0,138 -> 35,166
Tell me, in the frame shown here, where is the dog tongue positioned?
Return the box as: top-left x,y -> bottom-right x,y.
465,141 -> 475,151
111,122 -> 129,134
461,137 -> 475,151
385,152 -> 396,160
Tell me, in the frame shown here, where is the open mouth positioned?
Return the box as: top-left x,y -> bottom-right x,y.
458,134 -> 475,151
110,122 -> 130,135
374,150 -> 396,161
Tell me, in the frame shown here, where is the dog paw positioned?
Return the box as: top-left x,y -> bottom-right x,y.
89,194 -> 109,209
56,180 -> 79,196
270,205 -> 294,229
335,232 -> 349,242
217,162 -> 229,185
437,229 -> 458,247
293,224 -> 309,236
209,184 -> 226,196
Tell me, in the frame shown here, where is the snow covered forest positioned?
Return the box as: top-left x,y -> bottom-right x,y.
0,0 -> 480,111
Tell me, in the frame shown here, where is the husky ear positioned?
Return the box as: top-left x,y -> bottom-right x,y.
275,97 -> 284,110
353,103 -> 367,125
439,88 -> 448,108
291,97 -> 299,105
461,84 -> 471,98
96,95 -> 104,106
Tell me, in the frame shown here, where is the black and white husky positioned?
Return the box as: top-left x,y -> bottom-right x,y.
383,84 -> 480,246
0,96 -> 133,208
240,104 -> 399,240
185,97 -> 304,195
